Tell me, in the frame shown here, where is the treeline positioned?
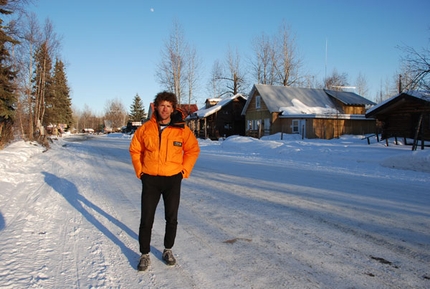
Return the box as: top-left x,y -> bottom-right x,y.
76,95 -> 146,134
0,0 -> 73,148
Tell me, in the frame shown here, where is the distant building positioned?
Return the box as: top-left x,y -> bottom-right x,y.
82,128 -> 94,134
124,121 -> 144,134
188,94 -> 247,140
178,104 -> 199,116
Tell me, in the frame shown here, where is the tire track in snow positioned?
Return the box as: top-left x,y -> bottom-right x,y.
183,154 -> 430,288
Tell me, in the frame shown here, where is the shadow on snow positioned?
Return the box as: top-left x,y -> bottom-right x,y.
42,171 -> 140,269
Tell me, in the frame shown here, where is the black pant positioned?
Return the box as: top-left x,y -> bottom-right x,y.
139,172 -> 182,254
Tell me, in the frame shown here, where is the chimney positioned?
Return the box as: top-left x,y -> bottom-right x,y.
398,74 -> 402,93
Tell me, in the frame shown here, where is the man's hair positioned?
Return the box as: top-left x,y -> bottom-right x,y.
154,91 -> 178,109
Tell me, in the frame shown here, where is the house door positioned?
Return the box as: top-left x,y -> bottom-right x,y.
299,119 -> 306,138
292,119 -> 306,138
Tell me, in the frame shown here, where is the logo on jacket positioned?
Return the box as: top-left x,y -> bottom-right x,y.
173,141 -> 182,147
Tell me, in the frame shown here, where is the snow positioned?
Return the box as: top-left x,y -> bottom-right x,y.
1,133 -> 429,288
191,94 -> 245,118
280,99 -> 339,115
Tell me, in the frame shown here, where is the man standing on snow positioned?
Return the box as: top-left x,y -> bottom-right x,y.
129,91 -> 200,271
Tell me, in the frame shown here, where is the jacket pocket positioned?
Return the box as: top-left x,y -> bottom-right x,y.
166,137 -> 183,164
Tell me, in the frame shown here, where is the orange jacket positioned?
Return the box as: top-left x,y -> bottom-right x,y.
129,112 -> 200,179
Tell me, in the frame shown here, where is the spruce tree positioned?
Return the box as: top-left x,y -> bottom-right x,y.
0,2 -> 18,148
129,94 -> 145,122
46,59 -> 73,129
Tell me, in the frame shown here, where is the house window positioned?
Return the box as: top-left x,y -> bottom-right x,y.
253,119 -> 260,130
292,119 -> 299,133
255,95 -> 261,109
247,120 -> 252,130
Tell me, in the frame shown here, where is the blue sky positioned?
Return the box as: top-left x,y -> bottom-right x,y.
31,0 -> 430,115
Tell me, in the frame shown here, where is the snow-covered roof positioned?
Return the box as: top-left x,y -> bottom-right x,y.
366,90 -> 430,116
279,99 -> 339,115
188,94 -> 246,119
206,98 -> 223,103
242,84 -> 375,116
243,85 -> 332,114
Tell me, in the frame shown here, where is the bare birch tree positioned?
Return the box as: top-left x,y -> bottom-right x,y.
274,23 -> 303,87
79,104 -> 92,131
324,69 -> 349,90
184,45 -> 200,109
15,12 -> 41,140
225,47 -> 247,96
208,47 -> 248,98
207,59 -> 224,98
250,23 -> 304,87
376,76 -> 397,103
250,32 -> 275,85
104,98 -> 127,131
355,72 -> 369,97
156,21 -> 201,106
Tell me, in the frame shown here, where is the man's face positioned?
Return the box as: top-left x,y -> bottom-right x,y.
156,100 -> 174,124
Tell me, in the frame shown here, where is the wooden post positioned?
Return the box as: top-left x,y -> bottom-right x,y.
281,124 -> 283,140
421,119 -> 424,150
412,112 -> 424,151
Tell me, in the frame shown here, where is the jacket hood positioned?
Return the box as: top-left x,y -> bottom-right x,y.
153,107 -> 186,128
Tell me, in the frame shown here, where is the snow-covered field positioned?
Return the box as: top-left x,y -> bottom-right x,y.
0,133 -> 429,289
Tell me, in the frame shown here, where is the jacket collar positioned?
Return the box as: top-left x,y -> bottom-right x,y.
152,109 -> 185,129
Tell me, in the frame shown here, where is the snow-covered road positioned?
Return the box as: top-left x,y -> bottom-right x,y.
0,134 -> 429,288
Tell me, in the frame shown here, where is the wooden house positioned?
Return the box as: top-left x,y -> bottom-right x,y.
177,103 -> 199,116
242,84 -> 376,139
365,91 -> 430,149
187,94 -> 247,140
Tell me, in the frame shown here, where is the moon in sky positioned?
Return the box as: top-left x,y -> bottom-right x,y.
150,8 -> 154,12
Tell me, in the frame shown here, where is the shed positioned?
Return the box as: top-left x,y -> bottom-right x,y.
365,91 -> 430,149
